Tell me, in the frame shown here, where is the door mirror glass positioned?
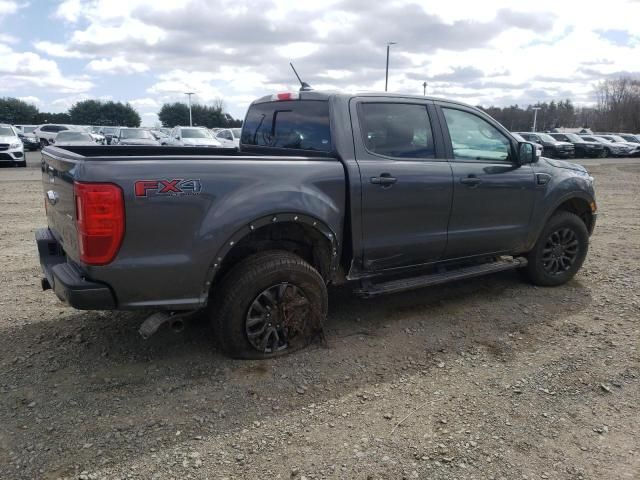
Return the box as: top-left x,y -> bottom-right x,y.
518,142 -> 539,164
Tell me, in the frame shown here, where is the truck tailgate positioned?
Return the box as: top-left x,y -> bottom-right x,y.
41,148 -> 81,262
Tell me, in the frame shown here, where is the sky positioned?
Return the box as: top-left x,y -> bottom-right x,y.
1,0 -> 639,126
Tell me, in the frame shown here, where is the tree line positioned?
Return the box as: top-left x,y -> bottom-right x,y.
0,97 -> 142,126
158,101 -> 242,128
479,77 -> 640,133
0,97 -> 242,128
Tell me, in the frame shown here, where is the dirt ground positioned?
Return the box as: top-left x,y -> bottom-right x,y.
0,153 -> 638,480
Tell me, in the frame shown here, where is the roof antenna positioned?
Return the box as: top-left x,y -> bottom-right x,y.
290,62 -> 312,92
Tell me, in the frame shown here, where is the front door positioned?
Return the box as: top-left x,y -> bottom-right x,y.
437,105 -> 536,259
352,99 -> 453,271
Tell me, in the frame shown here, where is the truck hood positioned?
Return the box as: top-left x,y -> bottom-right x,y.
542,157 -> 588,173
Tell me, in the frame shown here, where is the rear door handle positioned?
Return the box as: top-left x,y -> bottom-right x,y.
370,173 -> 397,186
460,176 -> 481,187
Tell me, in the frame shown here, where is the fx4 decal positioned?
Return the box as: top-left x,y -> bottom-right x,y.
135,179 -> 202,197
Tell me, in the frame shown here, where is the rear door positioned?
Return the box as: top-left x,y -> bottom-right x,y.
436,103 -> 536,259
351,98 -> 453,271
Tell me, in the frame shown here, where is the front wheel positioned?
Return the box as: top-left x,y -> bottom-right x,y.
211,251 -> 328,359
523,211 -> 589,286
39,138 -> 49,148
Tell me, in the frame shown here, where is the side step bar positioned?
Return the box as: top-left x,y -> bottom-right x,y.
355,256 -> 528,298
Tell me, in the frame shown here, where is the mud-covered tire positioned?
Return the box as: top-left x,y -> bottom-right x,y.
524,211 -> 589,287
211,251 -> 327,359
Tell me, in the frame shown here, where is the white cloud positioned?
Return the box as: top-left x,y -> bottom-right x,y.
86,56 -> 149,74
0,32 -> 18,43
54,0 -> 82,22
0,48 -> 94,93
128,97 -> 159,109
34,40 -> 90,58
0,0 -> 19,17
17,95 -> 41,105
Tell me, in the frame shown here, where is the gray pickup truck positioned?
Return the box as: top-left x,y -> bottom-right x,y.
37,91 -> 597,358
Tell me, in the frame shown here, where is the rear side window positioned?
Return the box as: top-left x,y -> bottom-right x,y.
358,103 -> 435,159
241,100 -> 331,152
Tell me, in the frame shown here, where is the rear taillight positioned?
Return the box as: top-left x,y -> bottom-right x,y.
74,182 -> 124,265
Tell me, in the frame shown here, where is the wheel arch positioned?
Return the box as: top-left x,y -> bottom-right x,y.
201,213 -> 340,301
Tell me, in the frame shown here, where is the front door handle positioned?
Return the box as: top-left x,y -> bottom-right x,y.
370,173 -> 397,186
460,176 -> 481,187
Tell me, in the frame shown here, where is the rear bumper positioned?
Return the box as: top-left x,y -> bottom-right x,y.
36,228 -> 116,310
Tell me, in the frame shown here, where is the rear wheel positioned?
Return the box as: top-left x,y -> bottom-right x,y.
211,251 -> 327,359
523,211 -> 589,286
39,138 -> 49,148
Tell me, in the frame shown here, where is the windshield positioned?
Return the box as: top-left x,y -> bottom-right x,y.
57,131 -> 93,142
101,127 -> 118,135
22,126 -> 36,134
621,135 -> 640,143
0,126 -> 16,136
121,129 -> 154,139
592,136 -> 612,143
181,128 -> 212,139
537,133 -> 557,143
231,128 -> 242,138
607,135 -> 626,143
564,133 -> 584,142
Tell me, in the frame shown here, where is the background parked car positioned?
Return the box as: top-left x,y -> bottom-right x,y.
112,128 -> 160,146
548,132 -> 605,158
163,126 -> 222,147
0,124 -> 26,167
579,135 -> 633,157
618,133 -> 640,145
54,131 -> 100,146
515,132 -> 575,158
149,129 -> 169,142
596,134 -> 640,156
33,124 -> 74,147
214,128 -> 241,149
78,126 -> 106,144
99,126 -> 120,144
14,125 -> 40,151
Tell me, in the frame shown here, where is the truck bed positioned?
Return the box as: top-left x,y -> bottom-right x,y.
40,145 -> 346,310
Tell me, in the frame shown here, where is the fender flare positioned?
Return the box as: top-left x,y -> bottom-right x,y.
200,213 -> 340,300
529,190 -> 596,247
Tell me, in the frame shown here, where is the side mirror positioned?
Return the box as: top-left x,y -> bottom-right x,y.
518,141 -> 539,164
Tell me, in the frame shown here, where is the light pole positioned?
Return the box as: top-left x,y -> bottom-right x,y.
385,42 -> 396,92
531,107 -> 541,132
184,92 -> 194,126
423,81 -> 428,96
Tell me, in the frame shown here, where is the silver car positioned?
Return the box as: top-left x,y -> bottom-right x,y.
0,124 -> 26,167
113,128 -> 160,146
163,127 -> 222,147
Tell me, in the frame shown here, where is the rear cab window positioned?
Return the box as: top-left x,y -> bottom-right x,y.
241,100 -> 332,154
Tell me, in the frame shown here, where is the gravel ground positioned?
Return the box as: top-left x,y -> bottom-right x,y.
0,152 -> 638,480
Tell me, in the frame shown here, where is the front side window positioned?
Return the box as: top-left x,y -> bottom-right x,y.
358,103 -> 435,159
443,108 -> 512,162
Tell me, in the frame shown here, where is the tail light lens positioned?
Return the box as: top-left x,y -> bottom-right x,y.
74,182 -> 124,265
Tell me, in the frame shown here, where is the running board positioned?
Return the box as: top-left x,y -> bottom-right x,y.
354,257 -> 528,298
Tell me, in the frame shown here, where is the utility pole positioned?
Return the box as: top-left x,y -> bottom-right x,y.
184,92 -> 194,126
423,81 -> 428,96
531,107 -> 541,132
385,42 -> 396,92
